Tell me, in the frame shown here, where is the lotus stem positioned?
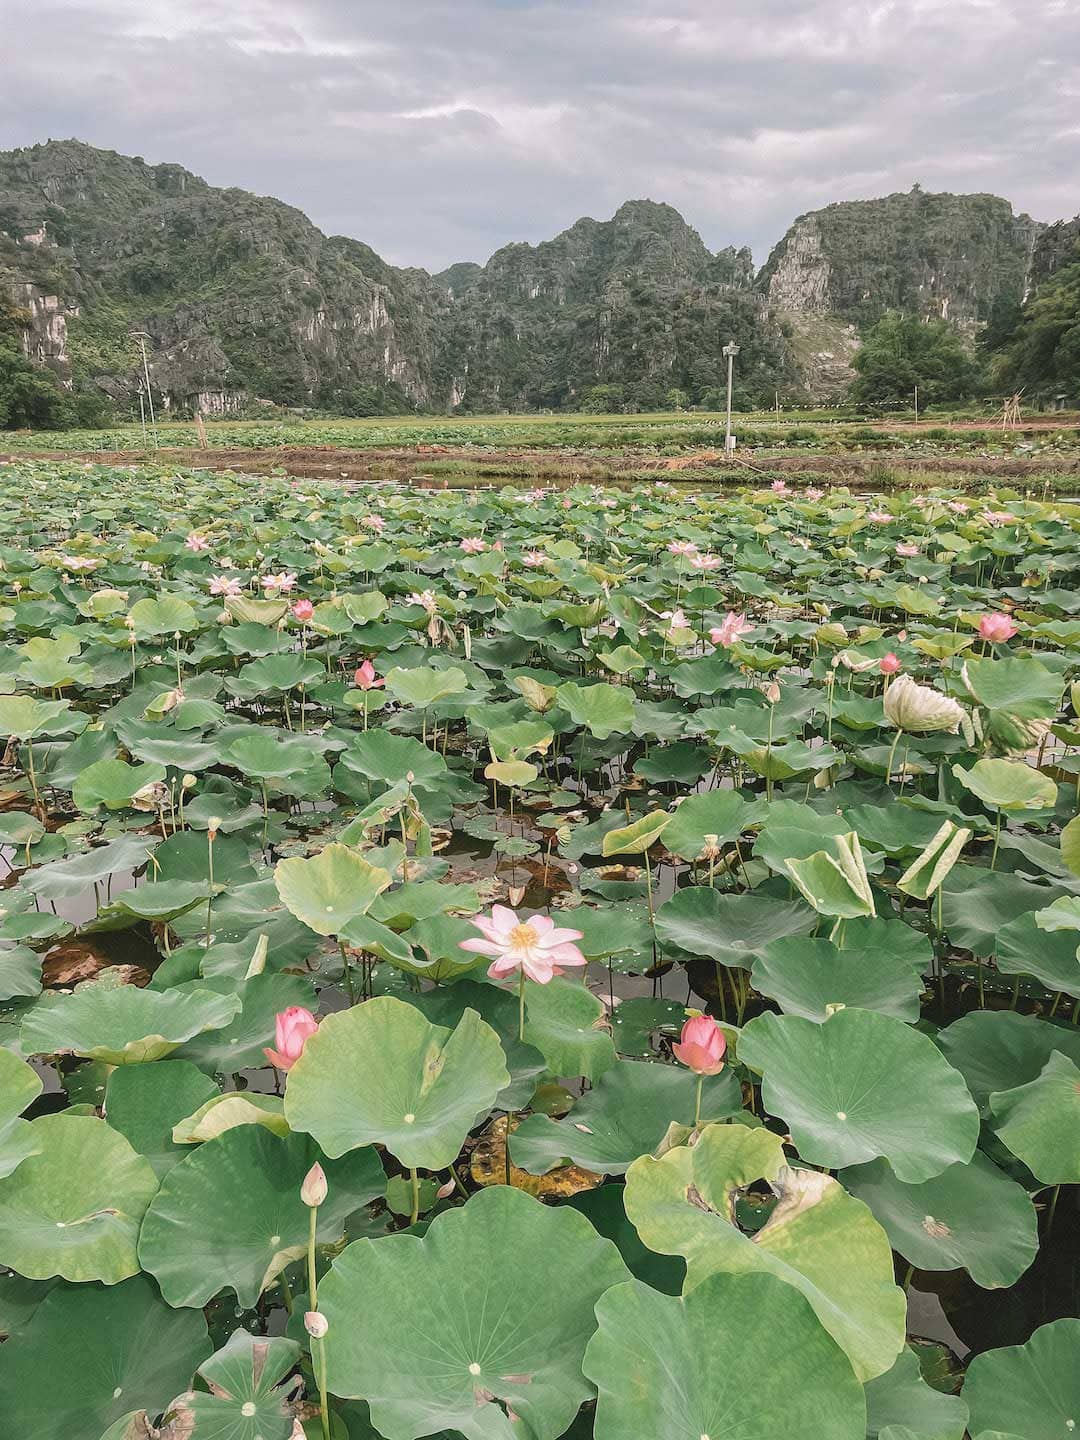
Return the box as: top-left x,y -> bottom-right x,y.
409,1167 -> 421,1226
694,1074 -> 703,1129
518,967 -> 527,1042
307,1205 -> 331,1440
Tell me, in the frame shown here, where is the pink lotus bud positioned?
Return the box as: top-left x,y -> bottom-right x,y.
354,659 -> 383,691
300,1161 -> 328,1208
879,653 -> 901,675
292,599 -> 314,622
673,1014 -> 727,1076
264,1006 -> 318,1071
436,1177 -> 456,1199
304,1310 -> 329,1338
978,612 -> 1018,643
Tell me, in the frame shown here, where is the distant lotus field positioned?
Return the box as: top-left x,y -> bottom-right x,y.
0,458 -> 1078,1439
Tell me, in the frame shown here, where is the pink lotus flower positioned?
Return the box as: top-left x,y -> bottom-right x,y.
460,537 -> 486,553
948,499 -> 969,514
868,510 -> 891,524
522,550 -> 547,567
667,540 -> 698,557
264,1006 -> 318,1070
363,515 -> 386,533
805,487 -> 824,501
673,1015 -> 727,1075
879,652 -> 902,675
292,599 -> 314,622
895,543 -> 919,558
689,552 -> 721,571
406,589 -> 438,612
662,607 -> 691,630
185,532 -> 210,553
527,488 -> 547,502
979,612 -> 1018,643
982,510 -> 1015,527
561,496 -> 573,510
459,906 -> 587,984
770,479 -> 788,494
209,574 -> 242,597
354,659 -> 383,690
261,571 -> 298,595
710,611 -> 752,646
300,1162 -> 327,1207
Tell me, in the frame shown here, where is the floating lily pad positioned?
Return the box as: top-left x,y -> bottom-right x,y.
104,1060 -> 220,1177
964,1318 -> 1080,1440
274,843 -> 393,937
319,1185 -> 631,1440
752,936 -> 923,1022
163,1330 -> 302,1440
990,1051 -> 1080,1184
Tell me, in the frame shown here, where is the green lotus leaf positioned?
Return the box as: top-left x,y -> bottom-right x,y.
1033,894 -> 1080,934
997,911 -> 1080,999
511,1058 -> 741,1176
139,1126 -> 383,1308
555,680 -> 635,738
225,595 -> 290,626
0,1272 -> 210,1440
655,887 -> 817,970
407,979 -> 547,1111
752,936 -> 923,1022
897,820 -> 972,900
740,1008 -> 980,1182
72,758 -> 168,811
953,757 -> 1057,812
963,656 -> 1062,719
0,694 -> 87,740
941,867 -> 1063,958
384,665 -> 468,708
319,1185 -> 631,1440
1060,813 -> 1080,878
128,594 -> 199,639
0,1047 -> 42,1181
785,831 -> 875,919
104,1059 -> 220,1177
583,1272 -> 867,1440
233,652 -> 324,693
274,843 -> 392,936
609,995 -> 688,1057
20,978 -> 242,1064
338,730 -> 447,786
990,1050 -> 1080,1183
964,1318 -> 1080,1440
864,1348 -> 969,1440
104,878 -> 211,923
171,1092 -> 289,1144
624,1123 -> 904,1381
656,789 -> 760,861
753,804 -> 863,876
938,1010 -> 1080,1110
842,1152 -> 1039,1288
632,740 -> 712,784
21,832 -> 162,901
523,974 -> 617,1080
600,808 -> 671,856
368,880 -> 483,930
163,1330 -> 302,1440
284,996 -> 509,1168
0,1113 -> 158,1282
484,758 -> 539,786
0,944 -> 42,1003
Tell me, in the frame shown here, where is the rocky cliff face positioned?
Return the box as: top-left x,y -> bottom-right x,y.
0,143 -> 1068,416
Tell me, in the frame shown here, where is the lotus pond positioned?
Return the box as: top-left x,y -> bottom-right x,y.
0,458 -> 1079,1440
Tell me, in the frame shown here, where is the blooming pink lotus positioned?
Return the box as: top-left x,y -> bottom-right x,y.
667,540 -> 698,557
982,510 -> 1015,527
261,571 -> 298,595
354,659 -> 383,690
292,599 -> 314,622
948,499 -> 969,514
895,543 -> 919,558
362,514 -> 386,533
710,611 -> 752,647
979,612 -> 1018,643
522,550 -> 547,567
662,607 -> 691,630
690,551 -> 721,571
185,532 -> 210,553
770,479 -> 788,494
879,652 -> 902,675
460,537 -> 486,553
209,574 -> 242,597
407,589 -> 438,612
264,1006 -> 318,1070
868,510 -> 891,524
673,1014 -> 727,1075
806,487 -> 824,501
460,906 -> 587,984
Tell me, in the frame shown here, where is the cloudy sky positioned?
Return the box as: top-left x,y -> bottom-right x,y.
3,0 -> 1079,272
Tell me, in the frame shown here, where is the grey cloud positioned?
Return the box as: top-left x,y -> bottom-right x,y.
2,0 -> 1078,270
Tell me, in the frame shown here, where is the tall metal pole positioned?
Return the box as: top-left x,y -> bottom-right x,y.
722,342 -> 740,453
132,332 -> 158,449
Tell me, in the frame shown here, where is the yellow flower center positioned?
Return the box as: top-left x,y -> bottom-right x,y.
508,922 -> 537,950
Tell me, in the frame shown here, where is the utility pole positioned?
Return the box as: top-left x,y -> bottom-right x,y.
723,341 -> 740,453
131,331 -> 158,449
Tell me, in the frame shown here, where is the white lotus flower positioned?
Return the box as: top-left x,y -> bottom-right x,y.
883,673 -> 965,734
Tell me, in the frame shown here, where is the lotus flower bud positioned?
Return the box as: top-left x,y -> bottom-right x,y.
300,1162 -> 328,1208
673,1014 -> 727,1076
879,653 -> 901,675
978,612 -> 1018,643
182,773 -> 197,790
304,1310 -> 329,1338
207,815 -> 222,838
883,674 -> 965,735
